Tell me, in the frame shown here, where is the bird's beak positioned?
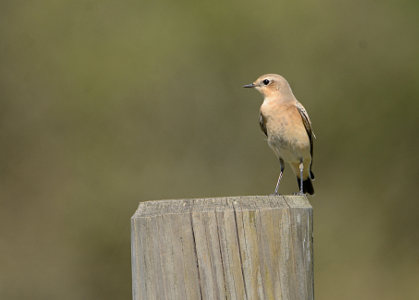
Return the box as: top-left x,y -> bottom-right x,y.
243,83 -> 256,88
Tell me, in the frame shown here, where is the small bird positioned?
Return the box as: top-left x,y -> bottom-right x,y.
243,74 -> 315,195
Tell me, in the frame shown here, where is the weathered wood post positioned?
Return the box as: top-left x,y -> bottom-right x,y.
131,195 -> 313,300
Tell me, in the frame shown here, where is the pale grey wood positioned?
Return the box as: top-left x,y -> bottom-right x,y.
131,196 -> 313,300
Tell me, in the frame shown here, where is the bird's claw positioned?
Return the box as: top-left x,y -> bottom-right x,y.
269,193 -> 282,196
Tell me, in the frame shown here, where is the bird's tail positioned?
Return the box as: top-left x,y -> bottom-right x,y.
296,177 -> 315,195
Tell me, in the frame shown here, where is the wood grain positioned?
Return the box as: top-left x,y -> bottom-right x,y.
131,196 -> 313,300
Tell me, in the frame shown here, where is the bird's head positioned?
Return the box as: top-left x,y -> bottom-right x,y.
243,74 -> 293,99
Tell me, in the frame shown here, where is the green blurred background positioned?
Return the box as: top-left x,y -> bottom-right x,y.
1,0 -> 418,299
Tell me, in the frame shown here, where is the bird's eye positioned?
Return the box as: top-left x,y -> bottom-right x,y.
263,79 -> 270,85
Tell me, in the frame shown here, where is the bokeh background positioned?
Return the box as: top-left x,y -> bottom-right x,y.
1,0 -> 418,299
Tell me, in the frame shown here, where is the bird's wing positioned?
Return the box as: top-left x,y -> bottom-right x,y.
259,112 -> 268,137
295,102 -> 315,139
296,102 -> 315,178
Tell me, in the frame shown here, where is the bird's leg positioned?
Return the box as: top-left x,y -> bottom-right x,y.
298,161 -> 304,195
274,158 -> 285,195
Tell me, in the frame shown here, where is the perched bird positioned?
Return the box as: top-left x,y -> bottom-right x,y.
243,74 -> 315,195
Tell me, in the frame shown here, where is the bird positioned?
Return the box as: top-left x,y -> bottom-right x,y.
243,74 -> 315,195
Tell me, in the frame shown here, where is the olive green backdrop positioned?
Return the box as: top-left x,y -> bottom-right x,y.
1,0 -> 418,299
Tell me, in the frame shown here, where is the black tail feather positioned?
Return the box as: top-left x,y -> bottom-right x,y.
296,177 -> 315,195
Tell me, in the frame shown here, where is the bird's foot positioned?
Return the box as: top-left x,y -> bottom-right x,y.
269,193 -> 282,196
293,192 -> 305,196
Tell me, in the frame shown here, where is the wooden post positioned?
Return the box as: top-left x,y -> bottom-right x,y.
131,195 -> 313,300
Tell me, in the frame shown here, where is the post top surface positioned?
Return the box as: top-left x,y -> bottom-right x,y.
132,195 -> 311,218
